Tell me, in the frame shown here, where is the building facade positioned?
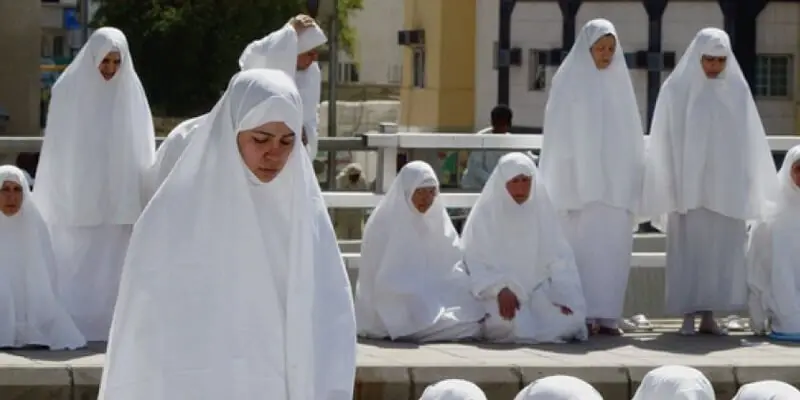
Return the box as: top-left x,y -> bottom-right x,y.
400,0 -> 800,135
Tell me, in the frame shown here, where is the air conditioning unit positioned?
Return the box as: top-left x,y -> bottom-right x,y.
397,30 -> 425,46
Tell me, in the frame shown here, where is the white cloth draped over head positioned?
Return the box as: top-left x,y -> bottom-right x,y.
540,18 -> 644,212
100,69 -> 356,400
513,376 -> 603,400
0,166 -> 86,350
146,115 -> 204,199
733,380 -> 800,399
641,27 -> 776,229
356,161 -> 468,338
419,379 -> 487,400
296,61 -> 322,157
461,153 -> 579,306
746,145 -> 800,334
631,365 -> 715,400
35,26 -> 155,226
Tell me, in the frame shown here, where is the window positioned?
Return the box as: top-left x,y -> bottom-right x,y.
755,55 -> 792,98
53,36 -> 65,58
387,64 -> 402,84
528,49 -> 547,91
412,47 -> 425,88
338,62 -> 359,84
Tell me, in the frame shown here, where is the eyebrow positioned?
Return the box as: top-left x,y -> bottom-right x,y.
252,130 -> 295,138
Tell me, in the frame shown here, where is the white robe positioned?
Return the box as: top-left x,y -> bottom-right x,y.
514,376 -> 603,400
631,365 -> 715,400
747,145 -> 800,335
641,28 -> 776,315
355,161 -> 484,342
461,153 -> 588,344
0,166 -> 86,350
34,27 -> 156,341
99,70 -> 356,400
419,379 -> 487,400
540,20 -> 643,322
733,380 -> 800,399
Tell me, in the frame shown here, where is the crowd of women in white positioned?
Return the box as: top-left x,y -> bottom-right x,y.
420,366 -> 800,399
2,9 -> 800,400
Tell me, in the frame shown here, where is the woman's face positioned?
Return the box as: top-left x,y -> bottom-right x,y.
237,121 -> 295,183
0,180 -> 23,217
701,55 -> 726,78
98,51 -> 122,81
590,34 -> 616,70
410,186 -> 437,214
791,160 -> 800,188
505,174 -> 532,204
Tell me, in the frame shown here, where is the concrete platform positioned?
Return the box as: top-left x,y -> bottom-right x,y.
1,321 -> 799,400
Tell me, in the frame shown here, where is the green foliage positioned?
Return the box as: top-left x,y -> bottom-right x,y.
93,0 -> 362,116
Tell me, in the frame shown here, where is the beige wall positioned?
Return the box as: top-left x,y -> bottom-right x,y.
0,0 -> 41,136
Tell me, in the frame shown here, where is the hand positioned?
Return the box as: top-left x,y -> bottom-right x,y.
497,287 -> 520,320
289,14 -> 316,33
554,303 -> 573,315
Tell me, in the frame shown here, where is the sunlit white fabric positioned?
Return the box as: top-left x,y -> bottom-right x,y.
355,161 -> 484,341
631,365 -> 715,400
461,153 -> 587,343
419,379 -> 487,400
145,115 -> 204,199
99,69 -> 356,400
747,145 -> 800,334
296,61 -> 323,158
35,27 -> 155,226
733,380 -> 800,399
514,376 -> 603,400
0,166 -> 86,350
641,27 -> 776,227
540,18 -> 644,212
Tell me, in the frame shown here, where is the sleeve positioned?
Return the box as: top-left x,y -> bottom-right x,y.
544,255 -> 586,315
465,257 -> 527,303
746,221 -> 771,334
312,201 -> 357,400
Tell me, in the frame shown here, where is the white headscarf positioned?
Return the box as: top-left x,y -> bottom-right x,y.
419,379 -> 487,400
642,27 -> 776,227
296,61 -> 323,157
733,380 -> 800,399
461,153 -> 575,301
631,365 -> 715,400
771,145 -> 800,213
0,166 -> 86,350
540,18 -> 644,212
100,69 -> 326,400
514,376 -> 603,400
356,161 -> 462,337
35,27 -> 155,226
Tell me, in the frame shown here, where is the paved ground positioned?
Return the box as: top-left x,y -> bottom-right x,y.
1,320 -> 799,399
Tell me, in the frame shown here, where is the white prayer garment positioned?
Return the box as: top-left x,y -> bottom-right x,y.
641,28 -> 776,317
733,380 -> 800,399
419,379 -> 487,400
0,166 -> 86,350
355,161 -> 485,342
148,21 -> 327,199
540,19 -> 644,329
747,145 -> 800,336
99,69 -> 356,400
461,153 -> 588,344
514,376 -> 603,400
34,27 -> 156,341
632,366 -> 715,400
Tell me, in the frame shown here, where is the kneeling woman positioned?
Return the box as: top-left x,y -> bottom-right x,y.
0,165 -> 86,350
461,153 -> 588,343
747,145 -> 800,339
356,161 -> 485,342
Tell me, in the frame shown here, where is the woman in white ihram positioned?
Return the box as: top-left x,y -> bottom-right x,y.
539,19 -> 644,336
355,161 -> 485,342
641,28 -> 776,335
514,376 -> 603,400
0,166 -> 86,350
631,365 -> 715,400
148,15 -> 326,199
733,380 -> 800,399
99,69 -> 356,400
461,153 -> 588,343
418,379 -> 487,400
34,27 -> 156,341
746,145 -> 800,339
